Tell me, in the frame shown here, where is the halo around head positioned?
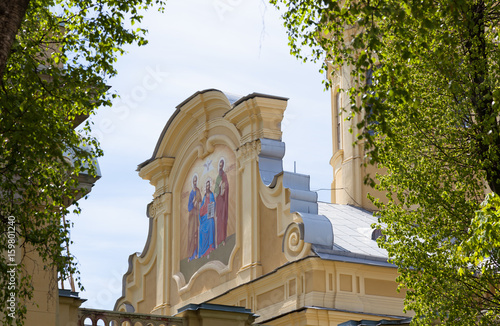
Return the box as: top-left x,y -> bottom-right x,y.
218,157 -> 226,169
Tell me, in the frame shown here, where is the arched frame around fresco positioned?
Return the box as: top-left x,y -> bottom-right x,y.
171,134 -> 241,294
179,145 -> 236,273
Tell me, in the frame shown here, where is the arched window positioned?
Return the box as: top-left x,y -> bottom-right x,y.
336,91 -> 342,150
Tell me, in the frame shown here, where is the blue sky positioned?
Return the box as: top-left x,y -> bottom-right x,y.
69,0 -> 333,311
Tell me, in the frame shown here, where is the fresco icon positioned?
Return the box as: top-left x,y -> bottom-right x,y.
187,174 -> 201,261
198,179 -> 216,258
215,158 -> 229,247
180,145 -> 236,280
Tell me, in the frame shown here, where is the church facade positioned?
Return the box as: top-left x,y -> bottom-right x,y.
113,89 -> 412,325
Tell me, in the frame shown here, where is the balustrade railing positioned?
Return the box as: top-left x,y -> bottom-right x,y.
78,308 -> 185,326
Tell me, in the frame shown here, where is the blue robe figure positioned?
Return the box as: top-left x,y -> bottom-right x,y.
199,182 -> 216,258
187,177 -> 201,261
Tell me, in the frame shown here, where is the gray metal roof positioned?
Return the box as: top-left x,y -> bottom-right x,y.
222,91 -> 243,105
318,202 -> 387,259
312,202 -> 393,267
257,138 -> 391,266
258,138 -> 285,186
338,317 -> 412,325
64,142 -> 102,190
259,139 -> 319,215
261,306 -> 409,325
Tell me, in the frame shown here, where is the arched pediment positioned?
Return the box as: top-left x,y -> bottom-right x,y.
137,89 -> 288,187
138,89 -> 235,172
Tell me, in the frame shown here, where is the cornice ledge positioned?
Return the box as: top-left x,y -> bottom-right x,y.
138,156 -> 175,182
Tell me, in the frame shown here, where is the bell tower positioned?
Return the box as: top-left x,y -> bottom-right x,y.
329,65 -> 381,211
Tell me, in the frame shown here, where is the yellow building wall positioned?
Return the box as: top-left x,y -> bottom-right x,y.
22,250 -> 85,326
208,257 -> 410,324
115,91 -> 302,317
22,250 -> 58,326
115,90 -> 410,326
329,64 -> 387,212
259,200 -> 288,275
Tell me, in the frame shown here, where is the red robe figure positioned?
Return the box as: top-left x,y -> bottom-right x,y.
215,158 -> 229,246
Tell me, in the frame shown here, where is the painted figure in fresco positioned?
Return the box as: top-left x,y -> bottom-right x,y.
198,179 -> 215,258
214,158 -> 229,247
187,174 -> 201,261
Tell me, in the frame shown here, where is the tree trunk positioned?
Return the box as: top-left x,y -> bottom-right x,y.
0,0 -> 30,81
467,0 -> 500,194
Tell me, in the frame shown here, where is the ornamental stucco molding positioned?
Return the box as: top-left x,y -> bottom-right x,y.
236,140 -> 261,169
139,156 -> 175,187
148,192 -> 172,218
173,260 -> 231,295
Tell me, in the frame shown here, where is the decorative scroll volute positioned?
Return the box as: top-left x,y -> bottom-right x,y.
282,222 -> 311,262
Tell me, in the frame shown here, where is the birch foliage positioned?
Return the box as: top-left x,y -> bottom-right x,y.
0,0 -> 165,323
271,0 -> 500,323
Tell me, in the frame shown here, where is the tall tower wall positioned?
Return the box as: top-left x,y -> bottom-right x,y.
329,64 -> 384,211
